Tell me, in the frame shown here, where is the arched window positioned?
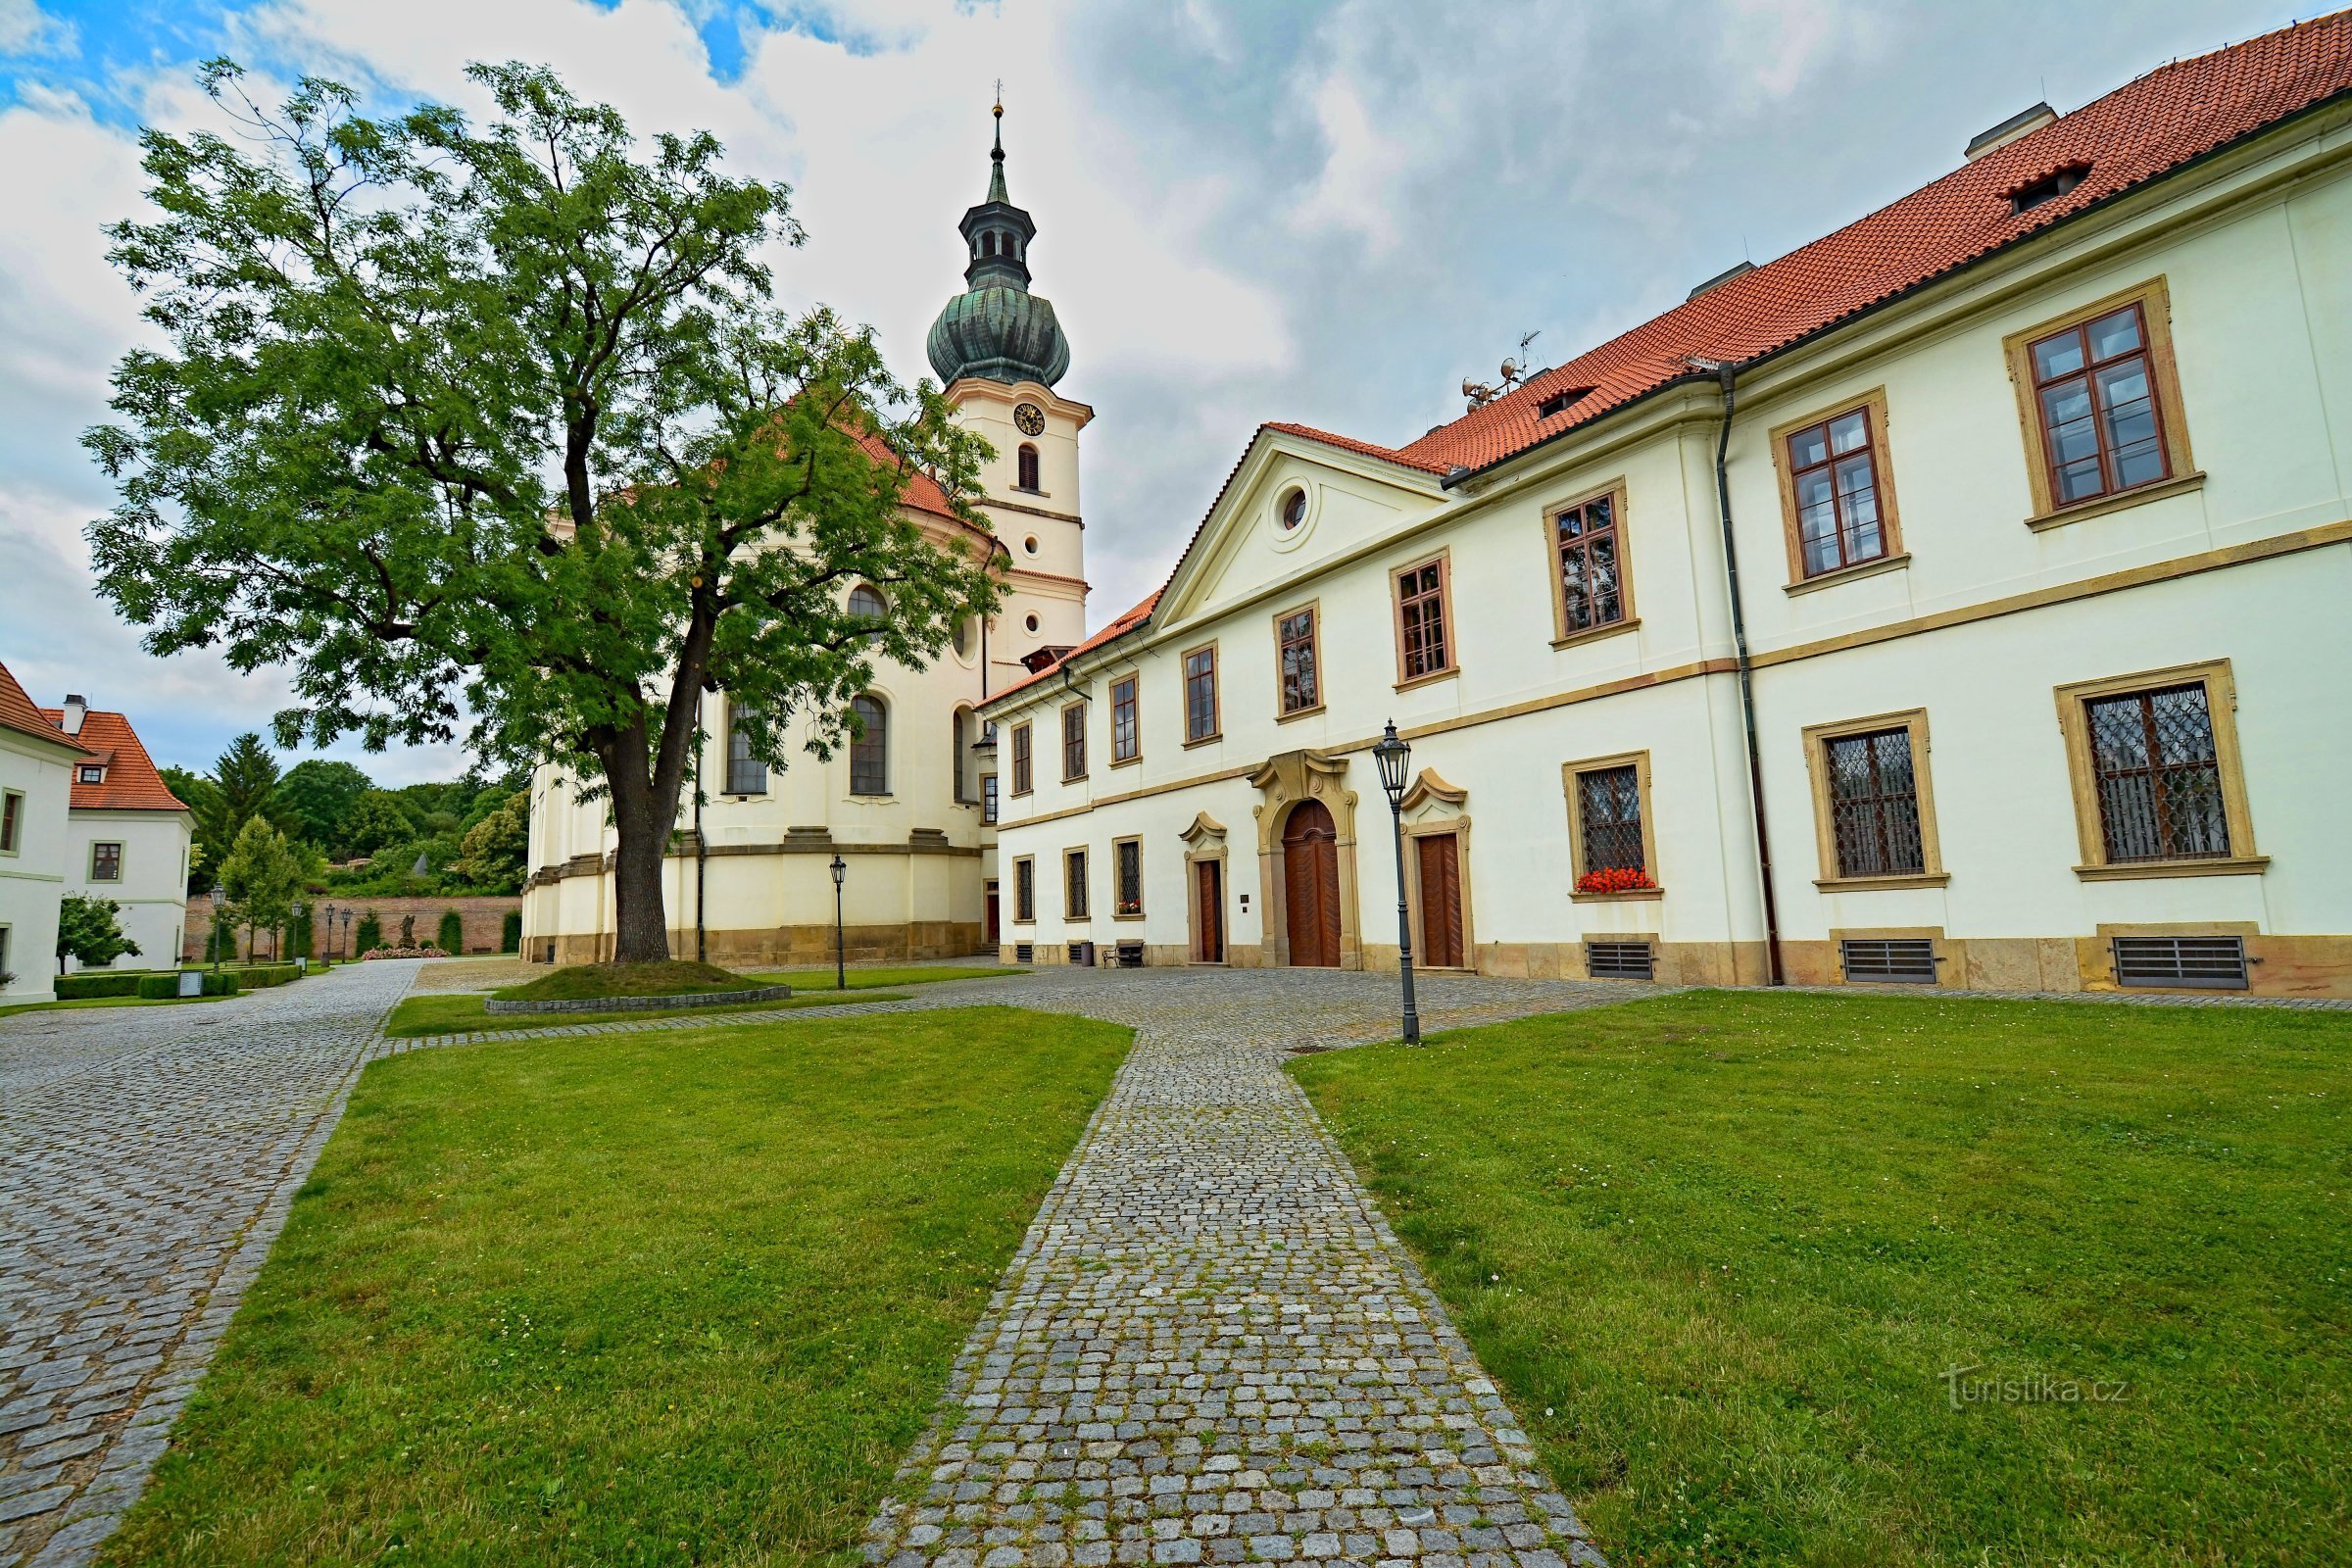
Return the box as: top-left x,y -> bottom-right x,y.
850,695 -> 889,796
983,232 -> 998,258
848,583 -> 886,638
726,702 -> 766,795
1017,443 -> 1040,491
953,708 -> 973,803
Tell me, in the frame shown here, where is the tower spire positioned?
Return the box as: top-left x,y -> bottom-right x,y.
988,85 -> 1009,205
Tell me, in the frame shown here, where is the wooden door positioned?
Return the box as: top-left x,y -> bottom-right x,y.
1416,833 -> 1464,968
1195,859 -> 1224,962
984,884 -> 1000,947
1282,800 -> 1343,967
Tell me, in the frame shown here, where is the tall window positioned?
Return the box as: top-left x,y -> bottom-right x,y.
1395,558 -> 1451,681
1184,646 -> 1219,743
848,583 -> 887,623
982,773 -> 999,824
1017,443 -> 1041,491
1787,407 -> 1886,577
1064,849 -> 1090,919
90,841 -> 123,882
2086,684 -> 2228,862
1010,721 -> 1033,794
1013,857 -> 1035,922
1277,606 -> 1320,714
726,702 -> 766,795
1114,838 -> 1143,916
1061,701 -> 1088,781
849,695 -> 889,796
0,789 -> 21,854
1110,675 -> 1140,762
1825,728 -> 1925,877
1568,762 -> 1651,895
952,709 -> 973,803
2029,302 -> 2169,507
1554,492 -> 1627,634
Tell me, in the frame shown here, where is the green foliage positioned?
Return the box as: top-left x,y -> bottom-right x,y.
500,909 -> 521,953
353,910 -> 383,955
1295,993 -> 2352,1567
275,759 -> 372,858
232,963 -> 302,989
436,908 -> 466,955
382,988 -> 903,1037
218,817 -> 304,958
57,894 -> 142,971
86,61 -> 1002,959
136,971 -> 240,999
211,733 -> 285,843
337,790 -> 415,859
450,790 -> 527,893
57,970 -> 148,1000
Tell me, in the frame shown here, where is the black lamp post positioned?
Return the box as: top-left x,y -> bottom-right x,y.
208,885 -> 224,974
289,900 -> 305,964
339,908 -> 353,958
322,904 -> 337,963
828,854 -> 849,990
1371,719 -> 1422,1046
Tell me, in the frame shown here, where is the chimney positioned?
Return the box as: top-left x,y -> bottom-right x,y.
60,695 -> 86,735
1966,102 -> 2057,162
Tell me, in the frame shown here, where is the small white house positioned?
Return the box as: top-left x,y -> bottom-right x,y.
42,696 -> 195,973
0,662 -> 83,1003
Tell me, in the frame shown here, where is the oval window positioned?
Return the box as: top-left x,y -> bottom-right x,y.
1280,488 -> 1307,529
1024,612 -> 1041,633
1023,535 -> 1040,555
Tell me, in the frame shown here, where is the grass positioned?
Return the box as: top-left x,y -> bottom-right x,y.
380,989 -> 908,1038
495,959 -> 752,1002
1290,990 -> 2352,1568
101,1004 -> 1130,1567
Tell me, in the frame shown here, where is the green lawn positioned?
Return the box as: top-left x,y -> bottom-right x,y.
102,1004 -> 1129,1567
1291,991 -> 2352,1568
498,959 -> 754,1002
380,989 -> 908,1038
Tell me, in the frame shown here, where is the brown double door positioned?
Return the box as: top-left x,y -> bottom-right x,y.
1416,833 -> 1465,968
1282,800 -> 1344,968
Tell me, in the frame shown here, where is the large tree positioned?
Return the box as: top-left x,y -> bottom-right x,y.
277,758 -> 374,857
87,62 -> 1002,961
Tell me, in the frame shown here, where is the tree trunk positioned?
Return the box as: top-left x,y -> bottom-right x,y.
601,719 -> 676,965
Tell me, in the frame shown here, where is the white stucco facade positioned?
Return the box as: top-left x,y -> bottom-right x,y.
0,717 -> 76,1004
58,808 -> 193,973
982,84 -> 2352,999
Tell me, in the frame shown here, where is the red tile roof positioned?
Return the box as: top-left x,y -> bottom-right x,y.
987,14 -> 2352,709
0,661 -> 86,755
1395,12 -> 2352,476
988,591 -> 1160,703
37,707 -> 189,812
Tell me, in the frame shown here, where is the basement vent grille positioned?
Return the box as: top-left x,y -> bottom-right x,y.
1585,940 -> 1655,980
1839,938 -> 1939,984
2112,935 -> 2249,991
1014,942 -> 1035,963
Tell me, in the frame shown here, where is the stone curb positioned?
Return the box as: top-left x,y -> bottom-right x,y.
482,983 -> 794,1015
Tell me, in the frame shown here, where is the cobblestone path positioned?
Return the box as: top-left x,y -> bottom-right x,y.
857,968 -> 1647,1568
0,960 -> 425,1568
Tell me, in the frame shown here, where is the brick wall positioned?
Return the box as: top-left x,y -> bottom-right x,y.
183,894 -> 522,960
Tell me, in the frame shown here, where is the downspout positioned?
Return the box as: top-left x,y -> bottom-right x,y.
1695,358 -> 1785,986
694,696 -> 708,965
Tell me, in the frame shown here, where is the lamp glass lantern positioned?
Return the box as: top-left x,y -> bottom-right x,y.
1372,721 -> 1411,804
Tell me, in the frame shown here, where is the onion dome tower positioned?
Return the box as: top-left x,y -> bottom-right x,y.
927,101 -> 1072,389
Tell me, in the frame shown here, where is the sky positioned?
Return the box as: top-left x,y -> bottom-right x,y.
0,0 -> 2307,782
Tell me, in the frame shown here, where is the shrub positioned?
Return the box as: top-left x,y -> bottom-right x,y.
286,911 -> 315,960
437,908 -> 466,955
354,910 -> 383,954
57,971 -> 146,1000
501,909 -> 522,953
234,963 -> 303,988
136,971 -> 240,999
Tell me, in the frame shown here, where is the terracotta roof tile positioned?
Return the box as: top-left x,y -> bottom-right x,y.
988,591 -> 1160,703
1392,13 -> 2352,476
0,661 -> 86,754
37,708 -> 189,812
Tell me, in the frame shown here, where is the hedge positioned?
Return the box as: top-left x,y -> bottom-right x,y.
501,909 -> 522,953
437,908 -> 466,955
233,963 -> 304,989
56,971 -> 147,1000
354,910 -> 383,955
136,971 -> 241,999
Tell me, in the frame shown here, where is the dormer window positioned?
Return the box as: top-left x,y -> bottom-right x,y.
1537,386 -> 1595,419
2010,164 -> 2090,216
78,765 -> 104,784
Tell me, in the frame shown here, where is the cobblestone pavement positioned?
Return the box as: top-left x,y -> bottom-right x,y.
0,960 -> 427,1568
850,967 -> 1653,1568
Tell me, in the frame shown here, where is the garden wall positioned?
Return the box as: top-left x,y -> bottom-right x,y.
182,894 -> 522,961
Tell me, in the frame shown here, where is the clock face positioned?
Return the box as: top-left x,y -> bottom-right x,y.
1013,402 -> 1046,436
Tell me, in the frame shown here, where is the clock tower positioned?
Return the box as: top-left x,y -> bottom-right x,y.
926,98 -> 1090,688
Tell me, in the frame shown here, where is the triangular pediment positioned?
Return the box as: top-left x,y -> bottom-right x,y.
1153,428 -> 1446,630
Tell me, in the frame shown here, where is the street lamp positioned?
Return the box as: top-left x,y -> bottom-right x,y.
339,908 -> 353,959
289,900 -> 304,964
322,904 -> 337,963
208,885 -> 224,974
1370,719 -> 1422,1046
828,854 -> 849,991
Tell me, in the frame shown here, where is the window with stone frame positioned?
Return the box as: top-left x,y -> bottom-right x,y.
2028,301 -> 2170,508
1064,848 -> 1090,919
849,695 -> 889,796
1787,406 -> 1888,578
1013,857 -> 1035,922
1825,727 -> 1926,877
725,702 -> 767,795
1061,701 -> 1088,781
2085,683 -> 2230,862
1114,837 -> 1144,916
1010,721 -> 1033,795
1110,675 -> 1140,763
1395,558 -> 1452,681
1184,646 -> 1219,743
90,841 -> 123,882
1554,492 -> 1628,634
1574,765 -> 1644,886
1277,606 -> 1320,714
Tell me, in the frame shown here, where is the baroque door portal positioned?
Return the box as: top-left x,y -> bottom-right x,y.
1416,833 -> 1464,968
1282,800 -> 1343,967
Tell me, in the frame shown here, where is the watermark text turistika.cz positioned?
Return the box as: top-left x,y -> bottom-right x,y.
1942,1365 -> 2131,1410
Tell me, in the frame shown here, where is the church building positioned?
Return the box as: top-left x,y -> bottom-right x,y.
520,104 -> 1087,964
